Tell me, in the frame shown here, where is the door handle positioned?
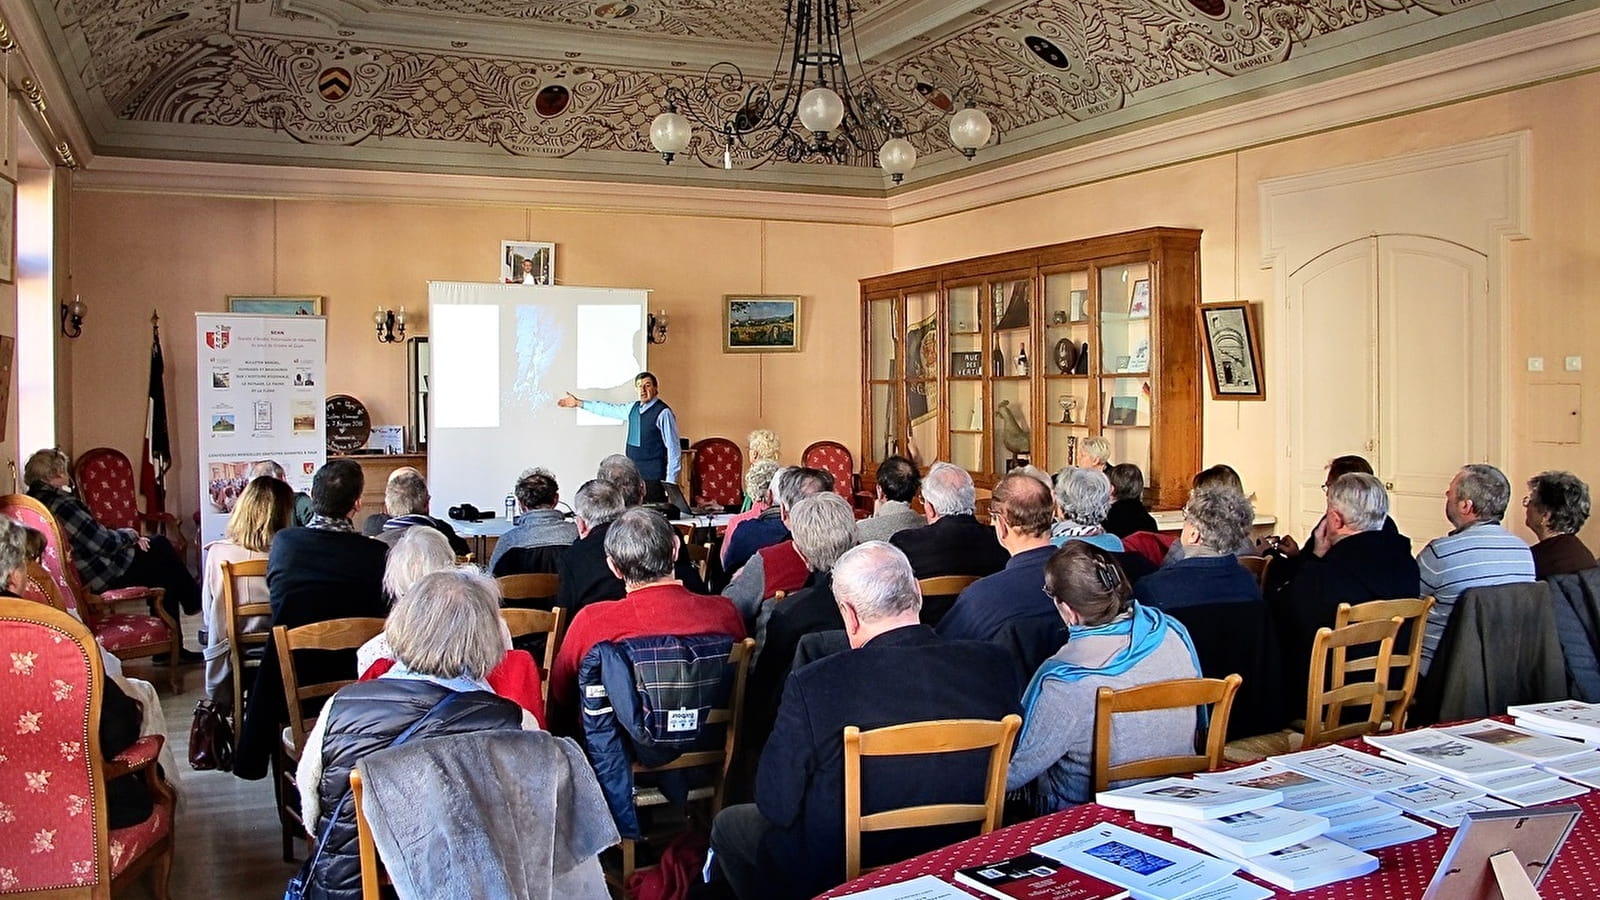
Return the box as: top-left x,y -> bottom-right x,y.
1385,481 -> 1394,490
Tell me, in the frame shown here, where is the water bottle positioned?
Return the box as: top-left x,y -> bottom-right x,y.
504,494 -> 516,519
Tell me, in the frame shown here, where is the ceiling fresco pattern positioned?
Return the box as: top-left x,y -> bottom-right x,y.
26,0 -> 1549,183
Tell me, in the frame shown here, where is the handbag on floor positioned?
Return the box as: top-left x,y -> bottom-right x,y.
188,698 -> 234,772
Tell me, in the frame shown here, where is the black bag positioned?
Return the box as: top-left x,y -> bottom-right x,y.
188,698 -> 234,772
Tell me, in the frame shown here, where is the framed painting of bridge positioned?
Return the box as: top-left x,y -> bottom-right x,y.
724,295 -> 801,353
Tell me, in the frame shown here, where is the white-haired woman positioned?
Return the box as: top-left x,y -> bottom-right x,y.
1050,466 -> 1124,552
295,568 -> 538,899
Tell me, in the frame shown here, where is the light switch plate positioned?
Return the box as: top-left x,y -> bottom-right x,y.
1567,356 -> 1583,371
1529,357 -> 1545,372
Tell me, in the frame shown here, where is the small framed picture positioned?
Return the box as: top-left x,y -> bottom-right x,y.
1129,279 -> 1151,318
1198,301 -> 1266,401
725,295 -> 801,353
227,295 -> 323,315
501,240 -> 555,285
1108,395 -> 1139,426
1069,289 -> 1088,322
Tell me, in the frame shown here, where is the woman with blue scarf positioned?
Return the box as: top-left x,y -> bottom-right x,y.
1006,542 -> 1203,813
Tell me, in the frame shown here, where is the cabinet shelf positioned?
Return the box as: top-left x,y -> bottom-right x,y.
950,428 -> 984,435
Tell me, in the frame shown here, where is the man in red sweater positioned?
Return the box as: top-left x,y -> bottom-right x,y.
548,507 -> 746,733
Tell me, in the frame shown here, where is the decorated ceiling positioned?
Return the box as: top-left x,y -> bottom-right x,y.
22,0 -> 1585,191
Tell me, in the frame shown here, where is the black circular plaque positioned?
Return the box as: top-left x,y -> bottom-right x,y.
325,394 -> 371,454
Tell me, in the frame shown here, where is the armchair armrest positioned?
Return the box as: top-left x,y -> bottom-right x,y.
105,734 -> 163,779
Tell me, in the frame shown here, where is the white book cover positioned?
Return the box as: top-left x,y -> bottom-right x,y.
1165,876 -> 1272,900
1377,779 -> 1485,814
1276,744 -> 1435,792
1408,796 -> 1517,828
1193,761 -> 1367,813
1540,761 -> 1600,788
1536,751 -> 1600,776
1443,720 -> 1595,762
1320,798 -> 1403,829
1466,766 -> 1560,794
1032,823 -> 1238,900
833,875 -> 972,900
1490,776 -> 1588,807
1175,833 -> 1378,892
1146,806 -> 1328,858
1366,731 -> 1533,777
1509,701 -> 1600,740
1096,778 -> 1281,821
1325,815 -> 1436,852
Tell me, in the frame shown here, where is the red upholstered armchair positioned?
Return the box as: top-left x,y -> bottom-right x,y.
74,448 -> 186,559
0,597 -> 175,899
690,437 -> 744,510
801,440 -> 871,516
0,494 -> 178,691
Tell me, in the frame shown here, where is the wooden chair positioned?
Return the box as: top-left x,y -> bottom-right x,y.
222,557 -> 272,746
0,493 -> 179,691
1335,597 -> 1435,732
617,637 -> 755,883
1304,616 -> 1402,748
501,606 -> 565,706
273,616 -> 387,861
350,769 -> 385,900
917,574 -> 979,627
1092,674 -> 1243,793
842,714 -> 1022,880
684,538 -> 715,584
0,596 -> 176,899
497,572 -> 560,610
1239,555 -> 1271,590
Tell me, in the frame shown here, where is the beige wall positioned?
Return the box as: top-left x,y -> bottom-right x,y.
892,71 -> 1600,549
65,195 -> 887,526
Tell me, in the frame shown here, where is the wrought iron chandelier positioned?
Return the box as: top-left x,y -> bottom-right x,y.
646,0 -> 994,183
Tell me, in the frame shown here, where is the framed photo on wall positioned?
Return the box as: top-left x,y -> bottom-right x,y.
1198,301 -> 1266,400
227,295 -> 323,316
0,175 -> 15,285
501,240 -> 555,285
724,294 -> 801,354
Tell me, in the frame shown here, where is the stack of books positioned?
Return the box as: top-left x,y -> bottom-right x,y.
1510,700 -> 1600,743
1030,823 -> 1266,900
1366,728 -> 1589,808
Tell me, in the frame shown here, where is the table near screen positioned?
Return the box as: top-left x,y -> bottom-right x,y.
449,512 -> 733,564
820,732 -> 1600,900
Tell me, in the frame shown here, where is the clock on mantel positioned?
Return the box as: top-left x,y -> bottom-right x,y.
325,394 -> 371,454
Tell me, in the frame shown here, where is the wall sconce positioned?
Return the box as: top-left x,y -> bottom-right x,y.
60,295 -> 86,338
374,306 -> 406,344
648,311 -> 669,345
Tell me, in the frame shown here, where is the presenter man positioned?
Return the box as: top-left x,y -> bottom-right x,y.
558,371 -> 681,502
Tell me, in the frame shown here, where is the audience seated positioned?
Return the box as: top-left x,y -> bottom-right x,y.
294,569 -> 538,899
600,454 -> 709,592
723,467 -> 834,575
855,455 -> 925,543
1006,543 -> 1202,813
1274,473 -> 1417,706
1135,485 -> 1259,611
1049,466 -> 1124,552
370,467 -> 471,556
1524,470 -> 1595,579
251,458 -> 314,527
1079,435 -> 1112,473
201,475 -> 295,713
1418,463 -> 1537,674
709,542 -> 1022,900
938,473 -> 1059,642
235,458 -> 390,780
555,477 -> 708,617
24,446 -> 203,658
1255,456 -> 1395,583
890,462 -> 1008,580
1165,464 -> 1257,564
722,466 -> 836,628
722,460 -> 782,561
488,466 -> 579,576
1103,464 -> 1159,538
547,509 -> 746,733
744,493 -> 860,759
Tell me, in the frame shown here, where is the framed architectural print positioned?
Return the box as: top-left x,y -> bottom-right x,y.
501,240 -> 555,285
227,295 -> 323,315
724,295 -> 801,353
1198,301 -> 1266,400
0,176 -> 13,285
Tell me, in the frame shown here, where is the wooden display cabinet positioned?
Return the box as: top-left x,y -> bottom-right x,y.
860,227 -> 1202,510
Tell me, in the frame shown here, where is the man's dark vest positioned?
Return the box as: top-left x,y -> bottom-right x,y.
627,401 -> 671,481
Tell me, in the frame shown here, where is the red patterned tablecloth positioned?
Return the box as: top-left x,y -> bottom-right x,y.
820,737 -> 1600,899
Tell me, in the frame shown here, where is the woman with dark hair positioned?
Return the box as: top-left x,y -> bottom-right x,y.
1525,471 -> 1595,578
1005,542 -> 1202,812
1103,463 -> 1158,537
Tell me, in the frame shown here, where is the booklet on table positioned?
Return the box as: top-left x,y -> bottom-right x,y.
832,874 -> 973,900
953,852 -> 1130,900
1365,730 -> 1534,779
1193,760 -> 1367,813
1442,719 -> 1596,762
1143,806 -> 1328,858
1319,797 -> 1403,829
1276,744 -> 1436,792
1096,777 -> 1281,821
1172,833 -> 1379,892
1509,700 -> 1600,742
1377,778 -> 1486,814
1032,823 -> 1238,900
1407,796 -> 1518,828
1325,814 -> 1436,852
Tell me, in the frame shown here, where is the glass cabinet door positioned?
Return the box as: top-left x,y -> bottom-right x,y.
1098,263 -> 1154,478
945,284 -> 984,473
989,277 -> 1033,475
1043,270 -> 1092,474
864,297 -> 898,469
905,290 -> 941,467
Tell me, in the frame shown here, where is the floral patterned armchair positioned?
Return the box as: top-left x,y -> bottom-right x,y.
73,448 -> 186,559
0,494 -> 178,691
690,437 -> 744,510
0,597 -> 175,898
801,440 -> 870,517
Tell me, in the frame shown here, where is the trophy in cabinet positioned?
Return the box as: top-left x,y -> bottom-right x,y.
1058,395 -> 1077,424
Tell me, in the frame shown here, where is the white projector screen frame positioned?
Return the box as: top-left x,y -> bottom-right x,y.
426,282 -> 650,519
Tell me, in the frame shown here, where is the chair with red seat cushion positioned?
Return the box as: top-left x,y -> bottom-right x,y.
0,494 -> 178,691
690,438 -> 744,510
1122,530 -> 1176,570
802,440 -> 867,515
0,596 -> 176,899
73,448 -> 187,560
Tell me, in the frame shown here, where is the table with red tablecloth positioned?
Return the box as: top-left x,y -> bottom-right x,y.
821,736 -> 1600,899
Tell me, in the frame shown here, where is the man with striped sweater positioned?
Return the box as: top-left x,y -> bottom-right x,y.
1417,463 -> 1536,673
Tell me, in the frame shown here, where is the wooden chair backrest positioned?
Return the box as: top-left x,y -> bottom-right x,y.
223,557 -> 271,744
1092,674 -> 1243,793
1335,597 -> 1434,732
842,714 -> 1022,880
350,768 -> 385,900
629,638 -> 755,817
684,539 -> 714,583
274,617 -> 387,751
1238,555 -> 1270,589
501,606 -> 566,705
496,573 -> 560,606
918,575 -> 980,598
1304,616 -> 1402,748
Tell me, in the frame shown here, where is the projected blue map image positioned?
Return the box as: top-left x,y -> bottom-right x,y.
511,305 -> 563,411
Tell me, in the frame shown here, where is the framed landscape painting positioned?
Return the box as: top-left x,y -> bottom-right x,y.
227,295 -> 324,316
724,295 -> 801,353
